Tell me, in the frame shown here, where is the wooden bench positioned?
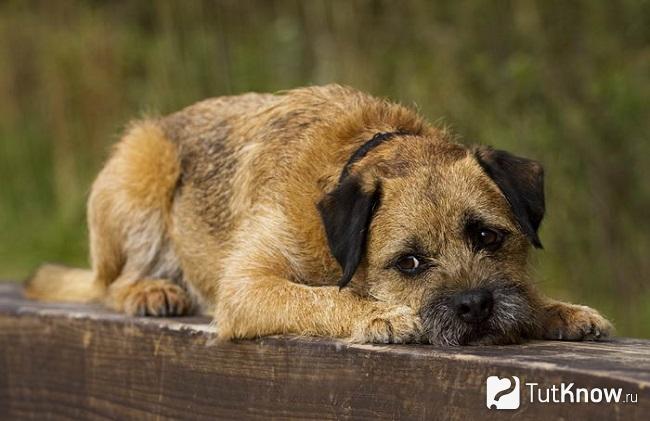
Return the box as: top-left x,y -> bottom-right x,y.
1,282 -> 648,420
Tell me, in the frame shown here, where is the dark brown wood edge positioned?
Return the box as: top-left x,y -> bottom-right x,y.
1,283 -> 648,420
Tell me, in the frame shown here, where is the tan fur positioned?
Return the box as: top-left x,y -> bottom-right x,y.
25,264 -> 100,303
26,85 -> 612,344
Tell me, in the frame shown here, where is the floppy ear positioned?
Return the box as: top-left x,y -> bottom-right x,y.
317,177 -> 381,288
474,146 -> 545,248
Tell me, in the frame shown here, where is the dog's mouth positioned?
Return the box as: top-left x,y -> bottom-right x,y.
420,282 -> 539,346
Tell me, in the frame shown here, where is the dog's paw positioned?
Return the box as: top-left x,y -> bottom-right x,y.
541,303 -> 613,341
122,280 -> 192,317
349,304 -> 423,344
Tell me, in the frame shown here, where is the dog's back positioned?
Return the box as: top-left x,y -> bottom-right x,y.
26,91 -> 280,311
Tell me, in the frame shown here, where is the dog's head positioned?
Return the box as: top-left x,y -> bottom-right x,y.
318,132 -> 545,345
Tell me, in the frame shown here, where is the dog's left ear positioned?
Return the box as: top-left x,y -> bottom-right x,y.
317,177 -> 381,288
474,146 -> 545,248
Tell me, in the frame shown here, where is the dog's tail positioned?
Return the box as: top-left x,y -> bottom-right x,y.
24,264 -> 103,303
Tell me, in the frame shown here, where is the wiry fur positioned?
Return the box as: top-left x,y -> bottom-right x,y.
25,85 -> 613,345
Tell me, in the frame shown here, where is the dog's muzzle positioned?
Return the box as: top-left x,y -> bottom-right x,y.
420,281 -> 537,346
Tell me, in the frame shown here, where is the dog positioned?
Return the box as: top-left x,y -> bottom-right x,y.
25,85 -> 613,345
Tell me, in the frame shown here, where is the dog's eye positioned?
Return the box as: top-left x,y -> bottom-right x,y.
479,229 -> 498,245
466,219 -> 506,252
395,255 -> 422,274
475,228 -> 504,251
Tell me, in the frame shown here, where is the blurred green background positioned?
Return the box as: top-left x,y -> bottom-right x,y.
0,1 -> 648,337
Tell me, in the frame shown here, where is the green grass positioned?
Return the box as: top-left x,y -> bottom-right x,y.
0,0 -> 648,337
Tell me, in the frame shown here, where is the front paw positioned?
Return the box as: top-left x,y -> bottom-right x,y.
350,304 -> 423,344
541,303 -> 613,341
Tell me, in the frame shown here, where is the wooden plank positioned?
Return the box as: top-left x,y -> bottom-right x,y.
0,282 -> 648,420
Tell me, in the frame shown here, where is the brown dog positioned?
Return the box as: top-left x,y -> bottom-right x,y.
26,85 -> 612,345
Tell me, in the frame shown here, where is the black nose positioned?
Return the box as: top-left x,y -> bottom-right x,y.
453,288 -> 494,324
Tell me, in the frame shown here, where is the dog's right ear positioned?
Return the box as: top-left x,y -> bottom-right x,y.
317,177 -> 381,289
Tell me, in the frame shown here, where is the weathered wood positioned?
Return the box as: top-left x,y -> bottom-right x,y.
0,283 -> 648,420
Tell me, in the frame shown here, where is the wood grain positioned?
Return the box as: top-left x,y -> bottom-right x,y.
0,283 -> 648,420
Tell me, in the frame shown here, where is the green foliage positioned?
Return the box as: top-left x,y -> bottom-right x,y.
0,1 -> 648,337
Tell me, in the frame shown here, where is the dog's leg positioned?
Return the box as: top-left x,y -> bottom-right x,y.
214,227 -> 421,343
538,298 -> 613,341
216,273 -> 422,343
88,120 -> 192,317
211,212 -> 422,343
